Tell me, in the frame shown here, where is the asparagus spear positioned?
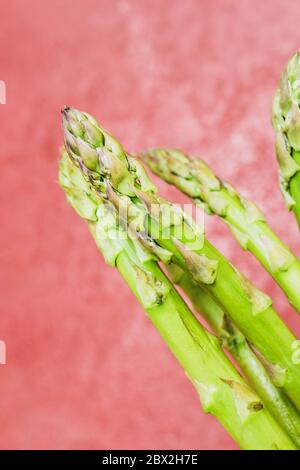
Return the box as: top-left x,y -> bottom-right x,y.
138,148 -> 300,314
62,106 -> 300,411
59,150 -> 296,450
272,51 -> 300,227
167,263 -> 300,447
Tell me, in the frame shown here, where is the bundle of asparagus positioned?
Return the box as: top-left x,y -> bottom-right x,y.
59,52 -> 300,450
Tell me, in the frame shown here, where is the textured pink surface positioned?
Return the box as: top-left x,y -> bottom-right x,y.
1,0 -> 300,450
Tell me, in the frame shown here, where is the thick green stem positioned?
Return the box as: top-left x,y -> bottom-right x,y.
118,255 -> 295,450
61,106 -> 300,413
139,148 -> 300,313
169,265 -> 300,447
59,153 -> 296,449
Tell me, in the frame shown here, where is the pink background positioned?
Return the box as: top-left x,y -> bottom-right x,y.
1,0 -> 300,450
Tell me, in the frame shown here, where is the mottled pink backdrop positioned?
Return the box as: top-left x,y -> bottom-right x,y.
1,0 -> 300,450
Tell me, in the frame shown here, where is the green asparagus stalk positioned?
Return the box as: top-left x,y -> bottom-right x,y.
138,148 -> 300,314
272,51 -> 300,227
62,106 -> 300,411
59,150 -> 296,450
167,263 -> 300,447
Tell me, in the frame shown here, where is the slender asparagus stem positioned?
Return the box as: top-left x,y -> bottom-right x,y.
272,51 -> 300,227
62,106 -> 300,412
59,151 -> 296,450
138,148 -> 300,314
167,263 -> 300,447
